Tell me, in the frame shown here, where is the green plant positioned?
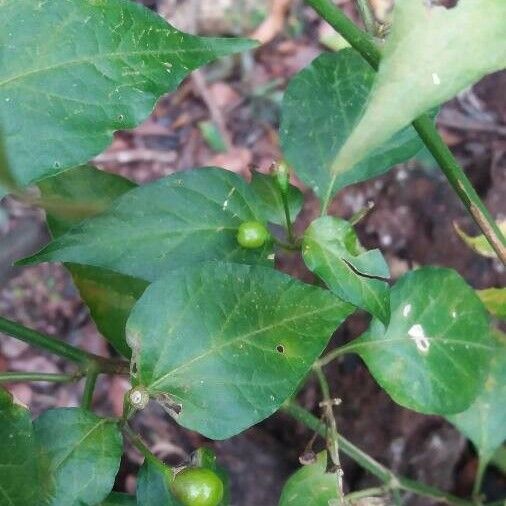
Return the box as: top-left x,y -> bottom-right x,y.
0,0 -> 505,505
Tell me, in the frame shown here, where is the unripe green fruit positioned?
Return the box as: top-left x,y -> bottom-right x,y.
171,467 -> 224,506
237,221 -> 270,249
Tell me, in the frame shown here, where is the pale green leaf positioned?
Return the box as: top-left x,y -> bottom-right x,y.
279,452 -> 337,506
34,408 -> 123,506
354,267 -> 493,415
126,262 -> 353,439
20,168 -> 274,281
303,216 -> 390,323
455,221 -> 506,259
280,49 -> 425,206
447,331 -> 506,463
0,389 -> 45,506
332,0 -> 506,178
477,288 -> 506,320
39,165 -> 148,357
0,0 -> 255,187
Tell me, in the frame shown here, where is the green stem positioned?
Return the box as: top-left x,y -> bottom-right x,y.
355,0 -> 376,35
318,341 -> 361,367
123,424 -> 167,473
0,315 -> 130,375
283,401 -> 474,506
305,0 -> 506,264
282,194 -> 295,244
81,365 -> 100,410
472,457 -> 487,499
0,371 -> 81,384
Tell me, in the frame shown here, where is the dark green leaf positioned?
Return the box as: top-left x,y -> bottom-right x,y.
136,461 -> 180,506
21,168 -> 274,281
100,492 -> 137,506
447,330 -> 506,463
126,262 -> 353,439
280,49 -> 425,208
0,389 -> 45,506
39,165 -> 148,357
250,170 -> 303,227
279,452 -> 337,506
303,216 -> 390,323
354,268 -> 493,415
35,408 -> 123,506
0,0 -> 255,187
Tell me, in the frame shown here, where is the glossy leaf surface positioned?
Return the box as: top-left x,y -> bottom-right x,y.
354,268 -> 493,415
303,216 -> 390,323
0,0 -> 255,187
0,389 -> 44,506
332,0 -> 506,178
447,331 -> 506,463
279,452 -> 336,506
39,166 -> 148,357
34,408 -> 123,506
280,50 -> 424,207
250,170 -> 303,226
21,168 -> 273,281
126,262 -> 353,439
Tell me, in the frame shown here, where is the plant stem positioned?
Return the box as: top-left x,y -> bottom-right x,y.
345,486 -> 386,502
355,0 -> 376,35
0,371 -> 81,384
81,365 -> 100,410
305,0 -> 506,264
283,401 -> 474,506
123,424 -> 167,473
314,364 -> 345,504
318,341 -> 361,367
0,315 -> 130,375
282,193 -> 295,244
472,457 -> 487,499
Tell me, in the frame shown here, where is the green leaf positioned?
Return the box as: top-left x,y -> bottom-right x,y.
250,170 -> 303,226
454,221 -> 506,259
303,216 -> 390,323
477,288 -> 506,320
331,0 -> 506,179
0,0 -> 255,188
100,492 -> 137,506
136,461 -> 180,506
34,408 -> 123,506
39,165 -> 148,357
447,331 -> 506,464
126,262 -> 353,439
20,168 -> 274,281
353,267 -> 493,415
279,452 -> 337,506
280,50 -> 425,207
0,389 -> 46,506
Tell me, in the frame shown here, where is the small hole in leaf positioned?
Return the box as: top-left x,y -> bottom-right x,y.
276,344 -> 285,354
53,161 -> 61,169
118,114 -> 124,121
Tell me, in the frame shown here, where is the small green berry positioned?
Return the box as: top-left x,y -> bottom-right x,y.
171,467 -> 224,506
237,221 -> 270,249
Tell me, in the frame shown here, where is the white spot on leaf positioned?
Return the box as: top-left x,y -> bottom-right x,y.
408,323 -> 431,353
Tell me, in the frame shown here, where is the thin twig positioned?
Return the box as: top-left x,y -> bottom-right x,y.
0,371 -> 83,384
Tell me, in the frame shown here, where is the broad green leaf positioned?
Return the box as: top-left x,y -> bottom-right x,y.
353,267 -> 493,415
39,165 -> 148,357
34,408 -> 123,506
303,216 -> 390,323
0,126 -> 18,195
0,389 -> 46,506
279,452 -> 337,506
332,0 -> 506,179
100,493 -> 137,506
250,170 -> 303,226
0,0 -> 255,188
20,168 -> 274,281
455,221 -> 506,259
126,262 -> 353,439
280,50 -> 425,207
477,288 -> 506,320
136,461 -> 180,506
447,331 -> 506,464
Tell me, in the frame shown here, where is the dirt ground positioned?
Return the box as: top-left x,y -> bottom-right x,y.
0,1 -> 505,504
